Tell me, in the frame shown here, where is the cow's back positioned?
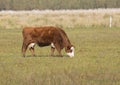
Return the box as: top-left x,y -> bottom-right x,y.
22,26 -> 63,44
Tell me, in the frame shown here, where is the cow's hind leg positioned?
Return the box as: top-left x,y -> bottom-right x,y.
28,43 -> 36,56
51,43 -> 55,56
29,48 -> 35,56
22,42 -> 29,57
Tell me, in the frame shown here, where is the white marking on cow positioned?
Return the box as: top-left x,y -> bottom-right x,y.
28,43 -> 36,48
51,43 -> 55,48
67,46 -> 74,58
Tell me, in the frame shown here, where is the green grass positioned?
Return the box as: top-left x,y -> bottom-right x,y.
0,27 -> 120,85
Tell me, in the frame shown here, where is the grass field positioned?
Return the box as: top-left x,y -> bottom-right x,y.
0,26 -> 120,85
0,9 -> 120,85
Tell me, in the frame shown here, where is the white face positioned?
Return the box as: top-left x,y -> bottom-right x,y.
67,47 -> 74,58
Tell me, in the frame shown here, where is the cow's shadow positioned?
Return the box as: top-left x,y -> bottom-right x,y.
26,55 -> 68,58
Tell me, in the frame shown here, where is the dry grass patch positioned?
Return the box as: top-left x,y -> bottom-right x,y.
0,9 -> 120,29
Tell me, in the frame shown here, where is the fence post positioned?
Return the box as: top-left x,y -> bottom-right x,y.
109,16 -> 112,28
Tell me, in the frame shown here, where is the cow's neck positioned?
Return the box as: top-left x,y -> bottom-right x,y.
59,30 -> 72,49
63,37 -> 72,49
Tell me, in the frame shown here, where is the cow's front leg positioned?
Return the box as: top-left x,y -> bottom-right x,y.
51,47 -> 55,56
54,43 -> 62,57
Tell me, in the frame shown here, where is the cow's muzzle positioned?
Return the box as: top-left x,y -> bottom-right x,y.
67,47 -> 74,57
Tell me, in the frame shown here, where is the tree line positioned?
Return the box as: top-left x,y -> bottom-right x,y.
0,0 -> 119,10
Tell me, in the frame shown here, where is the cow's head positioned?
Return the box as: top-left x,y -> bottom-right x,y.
66,45 -> 75,57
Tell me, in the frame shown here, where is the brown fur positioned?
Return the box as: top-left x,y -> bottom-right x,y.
22,26 -> 73,57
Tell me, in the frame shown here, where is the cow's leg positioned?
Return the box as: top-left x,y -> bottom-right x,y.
29,47 -> 35,56
51,43 -> 55,56
28,43 -> 36,56
22,41 -> 29,57
54,43 -> 62,57
51,47 -> 55,56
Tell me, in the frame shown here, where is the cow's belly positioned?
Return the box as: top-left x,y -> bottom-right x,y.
37,42 -> 51,47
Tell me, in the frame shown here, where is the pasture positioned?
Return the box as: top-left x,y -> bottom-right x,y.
0,9 -> 120,85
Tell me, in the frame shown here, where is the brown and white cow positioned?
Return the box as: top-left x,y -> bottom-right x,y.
22,26 -> 74,57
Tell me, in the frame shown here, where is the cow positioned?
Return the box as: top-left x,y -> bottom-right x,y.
22,26 -> 74,57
